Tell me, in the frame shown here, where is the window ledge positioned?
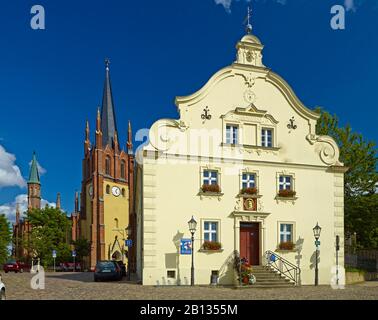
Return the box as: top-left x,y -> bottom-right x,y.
198,192 -> 224,200
239,194 -> 262,198
275,249 -> 297,253
199,249 -> 224,253
275,196 -> 298,203
221,143 -> 280,152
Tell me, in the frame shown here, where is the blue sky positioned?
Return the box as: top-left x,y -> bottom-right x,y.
0,0 -> 377,218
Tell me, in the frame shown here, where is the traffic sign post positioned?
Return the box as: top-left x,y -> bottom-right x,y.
180,239 -> 192,255
125,239 -> 133,281
52,250 -> 57,272
72,250 -> 77,272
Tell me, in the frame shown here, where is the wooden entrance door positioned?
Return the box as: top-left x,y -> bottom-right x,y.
240,222 -> 260,265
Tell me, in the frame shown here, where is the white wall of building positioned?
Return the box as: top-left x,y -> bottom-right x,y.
136,33 -> 346,286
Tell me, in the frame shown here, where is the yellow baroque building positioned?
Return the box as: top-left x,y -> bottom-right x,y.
135,27 -> 347,286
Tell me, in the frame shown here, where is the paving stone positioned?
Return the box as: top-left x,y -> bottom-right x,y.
1,272 -> 378,300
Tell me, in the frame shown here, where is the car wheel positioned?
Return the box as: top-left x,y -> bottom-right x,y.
4,271 -> 8,274
0,289 -> 5,301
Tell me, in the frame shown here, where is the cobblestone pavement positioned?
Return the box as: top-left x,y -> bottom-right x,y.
2,272 -> 378,300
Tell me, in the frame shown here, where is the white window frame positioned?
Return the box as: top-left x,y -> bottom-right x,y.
203,170 -> 218,186
279,175 -> 292,191
200,166 -> 222,189
276,171 -> 296,193
240,168 -> 259,191
226,124 -> 239,144
241,172 -> 256,189
201,219 -> 221,243
261,128 -> 273,148
277,221 -> 296,245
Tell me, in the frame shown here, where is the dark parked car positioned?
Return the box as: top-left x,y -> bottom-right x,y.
3,260 -> 30,273
94,261 -> 122,282
57,262 -> 81,272
115,261 -> 126,277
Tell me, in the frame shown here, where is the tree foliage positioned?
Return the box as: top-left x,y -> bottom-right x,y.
72,238 -> 91,263
316,108 -> 378,248
0,214 -> 12,264
26,206 -> 72,267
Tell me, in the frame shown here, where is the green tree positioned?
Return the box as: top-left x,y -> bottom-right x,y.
0,214 -> 12,264
26,206 -> 72,267
72,238 -> 91,269
316,108 -> 378,248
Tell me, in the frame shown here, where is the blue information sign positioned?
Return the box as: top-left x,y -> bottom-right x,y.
72,250 -> 76,257
52,250 -> 57,258
180,239 -> 192,255
125,239 -> 133,247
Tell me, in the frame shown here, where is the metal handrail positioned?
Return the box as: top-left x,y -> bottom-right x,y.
265,250 -> 301,286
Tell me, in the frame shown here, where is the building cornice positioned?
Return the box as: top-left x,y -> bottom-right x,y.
143,150 -> 346,172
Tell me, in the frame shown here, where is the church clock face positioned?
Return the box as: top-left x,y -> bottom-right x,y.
111,186 -> 121,197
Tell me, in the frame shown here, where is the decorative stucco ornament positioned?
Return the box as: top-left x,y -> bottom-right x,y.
244,73 -> 256,88
244,89 -> 256,104
306,134 -> 343,166
287,117 -> 298,130
201,106 -> 212,121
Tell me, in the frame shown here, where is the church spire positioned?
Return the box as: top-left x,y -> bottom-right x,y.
28,151 -> 40,184
28,151 -> 41,210
56,192 -> 61,210
101,58 -> 118,148
16,203 -> 20,225
127,120 -> 133,154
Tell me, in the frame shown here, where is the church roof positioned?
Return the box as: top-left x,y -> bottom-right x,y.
101,59 -> 118,147
28,152 -> 40,184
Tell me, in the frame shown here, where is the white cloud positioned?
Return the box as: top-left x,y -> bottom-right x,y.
344,0 -> 356,12
214,0 -> 286,13
28,159 -> 46,176
0,145 -> 26,188
0,194 -> 56,223
214,0 -> 233,13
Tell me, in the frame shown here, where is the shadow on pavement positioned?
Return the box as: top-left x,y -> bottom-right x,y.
47,272 -> 137,284
47,272 -> 95,283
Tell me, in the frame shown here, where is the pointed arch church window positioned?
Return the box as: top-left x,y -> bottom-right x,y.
121,160 -> 126,179
105,156 -> 111,175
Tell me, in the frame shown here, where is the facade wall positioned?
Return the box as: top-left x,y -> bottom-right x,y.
140,158 -> 340,285
136,33 -> 346,286
103,181 -> 130,262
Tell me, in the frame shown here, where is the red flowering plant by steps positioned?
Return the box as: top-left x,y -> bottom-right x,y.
234,255 -> 256,285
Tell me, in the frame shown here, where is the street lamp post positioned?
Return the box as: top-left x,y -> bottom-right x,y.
313,222 -> 322,286
125,225 -> 132,281
188,216 -> 197,287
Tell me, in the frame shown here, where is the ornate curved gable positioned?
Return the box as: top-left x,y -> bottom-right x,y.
146,31 -> 343,167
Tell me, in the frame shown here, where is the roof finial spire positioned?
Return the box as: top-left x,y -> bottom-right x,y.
245,6 -> 252,34
105,58 -> 110,71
